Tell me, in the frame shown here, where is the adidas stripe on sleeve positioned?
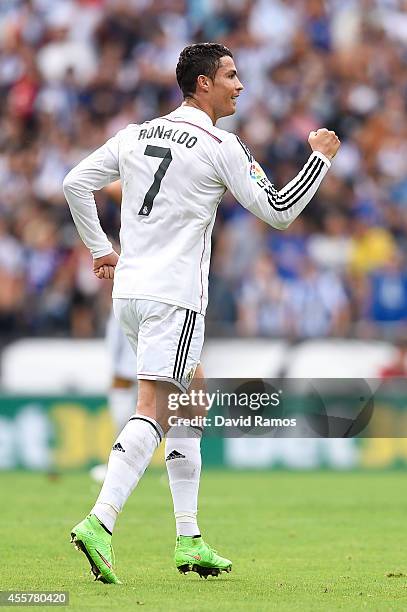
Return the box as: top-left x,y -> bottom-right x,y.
214,134 -> 330,230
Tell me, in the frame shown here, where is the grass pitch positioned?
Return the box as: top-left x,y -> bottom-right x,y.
1,470 -> 407,611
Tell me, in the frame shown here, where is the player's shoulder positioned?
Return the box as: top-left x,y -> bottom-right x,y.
162,107 -> 236,147
115,123 -> 141,138
211,124 -> 235,144
114,122 -> 155,146
214,130 -> 252,162
207,125 -> 249,153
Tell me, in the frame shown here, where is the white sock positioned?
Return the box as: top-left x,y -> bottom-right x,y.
165,423 -> 202,537
108,386 -> 137,433
92,416 -> 163,532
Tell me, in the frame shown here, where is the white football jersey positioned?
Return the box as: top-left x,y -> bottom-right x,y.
63,105 -> 330,314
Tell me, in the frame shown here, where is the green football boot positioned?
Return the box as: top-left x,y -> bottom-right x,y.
175,535 -> 232,578
70,514 -> 121,584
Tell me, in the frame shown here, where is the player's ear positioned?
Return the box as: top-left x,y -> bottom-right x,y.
197,74 -> 210,92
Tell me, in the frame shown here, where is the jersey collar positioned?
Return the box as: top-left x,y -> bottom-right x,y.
171,104 -> 214,127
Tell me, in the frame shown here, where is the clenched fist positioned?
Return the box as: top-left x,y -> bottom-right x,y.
93,250 -> 119,280
308,128 -> 340,160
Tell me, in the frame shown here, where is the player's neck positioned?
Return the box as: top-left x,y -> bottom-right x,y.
182,99 -> 216,125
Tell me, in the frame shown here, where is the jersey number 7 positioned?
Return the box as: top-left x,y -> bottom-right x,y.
138,145 -> 173,216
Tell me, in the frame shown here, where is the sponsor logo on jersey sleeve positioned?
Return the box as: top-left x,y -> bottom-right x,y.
249,162 -> 265,181
249,161 -> 272,190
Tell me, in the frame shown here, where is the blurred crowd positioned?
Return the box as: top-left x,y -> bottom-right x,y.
0,0 -> 407,343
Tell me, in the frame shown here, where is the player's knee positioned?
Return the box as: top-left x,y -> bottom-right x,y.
136,379 -> 179,432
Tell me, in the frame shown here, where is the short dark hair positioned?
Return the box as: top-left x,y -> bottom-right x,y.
176,43 -> 233,99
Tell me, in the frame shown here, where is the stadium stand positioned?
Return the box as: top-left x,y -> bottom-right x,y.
0,0 -> 406,345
